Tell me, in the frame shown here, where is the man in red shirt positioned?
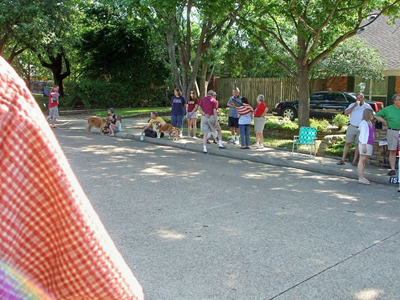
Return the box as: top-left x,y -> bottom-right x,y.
198,90 -> 224,153
48,85 -> 60,128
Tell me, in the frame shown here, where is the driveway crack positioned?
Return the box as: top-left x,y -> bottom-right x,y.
269,230 -> 400,300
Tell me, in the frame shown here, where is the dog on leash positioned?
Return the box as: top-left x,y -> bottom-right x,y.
153,121 -> 178,140
87,116 -> 111,135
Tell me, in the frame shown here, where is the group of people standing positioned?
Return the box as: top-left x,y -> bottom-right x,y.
337,92 -> 400,185
142,87 -> 269,154
226,88 -> 269,149
198,87 -> 268,153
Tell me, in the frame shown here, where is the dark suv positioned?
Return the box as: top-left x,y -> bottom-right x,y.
272,91 -> 384,121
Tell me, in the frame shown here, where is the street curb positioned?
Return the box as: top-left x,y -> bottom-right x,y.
121,133 -> 391,186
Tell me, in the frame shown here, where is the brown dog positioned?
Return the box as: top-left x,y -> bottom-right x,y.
153,121 -> 178,140
87,116 -> 111,135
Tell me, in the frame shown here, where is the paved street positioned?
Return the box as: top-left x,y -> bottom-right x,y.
55,128 -> 400,300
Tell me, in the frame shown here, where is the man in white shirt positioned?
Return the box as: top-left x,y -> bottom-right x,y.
337,93 -> 372,165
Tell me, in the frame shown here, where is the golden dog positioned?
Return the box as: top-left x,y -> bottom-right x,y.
153,121 -> 178,140
87,116 -> 111,135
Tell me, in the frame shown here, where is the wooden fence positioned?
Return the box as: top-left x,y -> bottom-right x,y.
214,77 -> 300,109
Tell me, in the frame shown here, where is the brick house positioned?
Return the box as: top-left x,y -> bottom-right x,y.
327,15 -> 400,106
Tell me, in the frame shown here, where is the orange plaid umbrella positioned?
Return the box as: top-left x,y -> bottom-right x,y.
0,57 -> 143,299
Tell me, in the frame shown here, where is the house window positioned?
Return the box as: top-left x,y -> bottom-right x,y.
355,76 -> 388,101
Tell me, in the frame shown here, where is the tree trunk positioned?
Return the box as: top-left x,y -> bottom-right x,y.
297,66 -> 310,127
39,52 -> 70,97
165,29 -> 182,91
200,62 -> 207,98
199,62 -> 214,98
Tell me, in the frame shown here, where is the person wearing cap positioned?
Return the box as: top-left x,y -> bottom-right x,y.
198,90 -> 224,153
337,93 -> 370,166
374,94 -> 400,176
227,87 -> 242,145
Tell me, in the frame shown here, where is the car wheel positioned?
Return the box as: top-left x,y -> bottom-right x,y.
282,107 -> 296,121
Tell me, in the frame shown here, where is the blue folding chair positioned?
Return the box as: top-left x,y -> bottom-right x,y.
292,127 -> 317,157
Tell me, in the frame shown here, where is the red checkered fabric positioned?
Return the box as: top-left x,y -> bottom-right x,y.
0,57 -> 143,299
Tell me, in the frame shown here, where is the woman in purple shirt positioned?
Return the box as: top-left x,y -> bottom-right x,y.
358,109 -> 375,185
171,88 -> 187,137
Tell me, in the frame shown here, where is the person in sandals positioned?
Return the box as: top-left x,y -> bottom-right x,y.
337,93 -> 371,166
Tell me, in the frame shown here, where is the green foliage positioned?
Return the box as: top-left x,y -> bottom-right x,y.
313,36 -> 385,82
324,139 -> 356,157
161,116 -> 172,123
237,0 -> 400,127
64,80 -> 168,109
309,118 -> 330,132
264,117 -> 330,133
265,118 -> 298,131
332,114 -> 349,130
77,11 -> 168,85
216,28 -> 288,78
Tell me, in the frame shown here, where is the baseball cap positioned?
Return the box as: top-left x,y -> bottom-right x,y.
207,90 -> 215,95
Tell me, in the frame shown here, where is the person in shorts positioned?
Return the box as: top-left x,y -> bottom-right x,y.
253,94 -> 268,149
170,88 -> 187,137
198,90 -> 224,153
337,93 -> 371,166
358,109 -> 375,184
227,87 -> 242,144
107,115 -> 122,137
186,90 -> 199,138
374,94 -> 400,176
48,85 -> 60,128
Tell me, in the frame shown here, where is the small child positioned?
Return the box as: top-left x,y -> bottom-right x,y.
51,91 -> 59,103
357,109 -> 375,185
108,115 -> 122,137
103,108 -> 116,134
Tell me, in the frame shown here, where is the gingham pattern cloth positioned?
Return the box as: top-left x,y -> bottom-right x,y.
0,57 -> 143,299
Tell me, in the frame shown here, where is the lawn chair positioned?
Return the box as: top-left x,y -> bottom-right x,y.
292,127 -> 317,157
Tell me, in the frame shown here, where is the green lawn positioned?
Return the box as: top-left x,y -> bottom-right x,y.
93,107 -> 170,117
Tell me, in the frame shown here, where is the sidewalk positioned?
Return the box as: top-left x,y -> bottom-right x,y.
58,115 -> 398,187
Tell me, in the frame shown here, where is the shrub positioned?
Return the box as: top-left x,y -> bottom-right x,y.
265,118 -> 298,131
324,139 -> 356,157
64,80 -> 168,109
309,118 -> 330,133
332,114 -> 349,130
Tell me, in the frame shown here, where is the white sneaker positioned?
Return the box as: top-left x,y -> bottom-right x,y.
228,138 -> 235,143
257,144 -> 264,149
252,143 -> 259,147
234,140 -> 240,145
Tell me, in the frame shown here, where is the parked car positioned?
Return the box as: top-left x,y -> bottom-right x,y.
272,91 -> 384,121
